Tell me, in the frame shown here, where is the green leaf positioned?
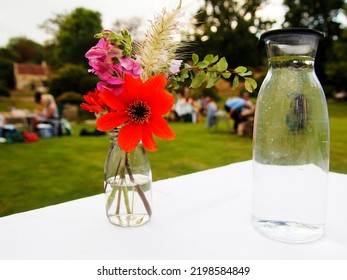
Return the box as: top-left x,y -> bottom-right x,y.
181,69 -> 189,79
206,75 -> 220,88
196,61 -> 209,69
203,54 -> 214,64
192,53 -> 199,65
211,55 -> 219,64
244,77 -> 257,92
238,70 -> 253,77
94,33 -> 104,39
216,57 -> 228,72
210,64 -> 219,71
121,29 -> 131,39
221,72 -> 231,79
244,81 -> 253,93
190,71 -> 206,88
232,75 -> 239,89
245,77 -> 257,89
234,66 -> 247,73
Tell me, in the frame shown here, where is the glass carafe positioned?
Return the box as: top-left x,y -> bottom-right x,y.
252,29 -> 330,243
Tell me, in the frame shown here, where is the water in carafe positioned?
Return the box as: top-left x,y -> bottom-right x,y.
252,29 -> 329,243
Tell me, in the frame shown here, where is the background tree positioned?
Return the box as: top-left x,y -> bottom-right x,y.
48,64 -> 97,97
188,0 -> 273,69
0,59 -> 15,93
325,27 -> 347,91
0,47 -> 18,62
6,37 -> 44,64
43,7 -> 103,69
0,48 -> 17,92
325,3 -> 347,91
282,0 -> 346,87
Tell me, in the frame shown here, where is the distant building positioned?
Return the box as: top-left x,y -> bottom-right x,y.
13,61 -> 48,91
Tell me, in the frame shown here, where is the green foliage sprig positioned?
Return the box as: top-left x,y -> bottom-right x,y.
94,29 -> 133,57
170,53 -> 257,93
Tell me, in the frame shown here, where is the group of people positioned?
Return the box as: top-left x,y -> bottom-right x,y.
169,87 -> 255,137
205,92 -> 255,137
33,88 -> 254,138
0,91 -> 64,143
224,92 -> 255,136
169,88 -> 205,123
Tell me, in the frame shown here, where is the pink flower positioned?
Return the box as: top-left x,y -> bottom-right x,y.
96,79 -> 124,95
169,59 -> 182,74
85,37 -> 143,94
88,59 -> 115,81
86,38 -> 122,81
118,57 -> 142,78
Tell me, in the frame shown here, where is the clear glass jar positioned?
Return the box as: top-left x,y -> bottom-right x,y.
104,129 -> 152,227
252,29 -> 330,243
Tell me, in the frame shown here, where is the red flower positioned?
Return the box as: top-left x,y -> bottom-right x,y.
96,74 -> 176,152
80,88 -> 110,114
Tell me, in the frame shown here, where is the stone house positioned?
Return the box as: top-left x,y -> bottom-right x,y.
13,61 -> 48,91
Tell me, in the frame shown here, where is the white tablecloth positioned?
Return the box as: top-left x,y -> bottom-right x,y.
0,160 -> 346,260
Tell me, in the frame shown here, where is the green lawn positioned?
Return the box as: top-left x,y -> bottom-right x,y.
0,100 -> 346,217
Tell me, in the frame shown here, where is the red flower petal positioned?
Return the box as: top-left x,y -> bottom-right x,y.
123,74 -> 142,101
142,123 -> 157,152
149,114 -> 176,140
99,90 -> 127,111
141,74 -> 167,102
93,74 -> 175,152
118,123 -> 143,152
149,90 -> 175,115
144,74 -> 167,91
96,112 -> 129,131
80,103 -> 101,114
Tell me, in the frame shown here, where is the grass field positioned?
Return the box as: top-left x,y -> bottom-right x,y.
0,99 -> 346,217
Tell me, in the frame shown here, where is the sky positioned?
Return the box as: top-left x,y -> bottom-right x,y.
0,0 -> 205,47
4,0 -> 343,48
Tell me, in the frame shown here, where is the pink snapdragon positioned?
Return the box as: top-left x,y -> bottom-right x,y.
96,79 -> 124,94
85,38 -> 122,80
117,57 -> 143,78
85,35 -> 143,94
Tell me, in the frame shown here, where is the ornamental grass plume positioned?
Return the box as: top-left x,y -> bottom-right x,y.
137,0 -> 185,80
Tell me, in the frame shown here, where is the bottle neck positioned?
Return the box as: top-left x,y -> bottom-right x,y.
109,128 -> 119,146
268,56 -> 315,70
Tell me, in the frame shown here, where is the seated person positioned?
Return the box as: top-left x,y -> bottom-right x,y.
34,92 -> 61,136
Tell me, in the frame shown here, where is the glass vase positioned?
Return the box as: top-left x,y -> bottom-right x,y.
252,28 -> 330,243
104,129 -> 152,227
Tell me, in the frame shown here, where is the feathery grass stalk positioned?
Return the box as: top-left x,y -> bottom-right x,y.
138,0 -> 183,80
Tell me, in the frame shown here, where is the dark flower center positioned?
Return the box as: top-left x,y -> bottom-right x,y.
127,100 -> 151,124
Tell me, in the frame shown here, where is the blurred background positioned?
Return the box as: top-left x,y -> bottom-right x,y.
1,0 -> 346,217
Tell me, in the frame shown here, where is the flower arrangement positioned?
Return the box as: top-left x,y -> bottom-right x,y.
80,0 -> 256,226
81,0 -> 256,152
